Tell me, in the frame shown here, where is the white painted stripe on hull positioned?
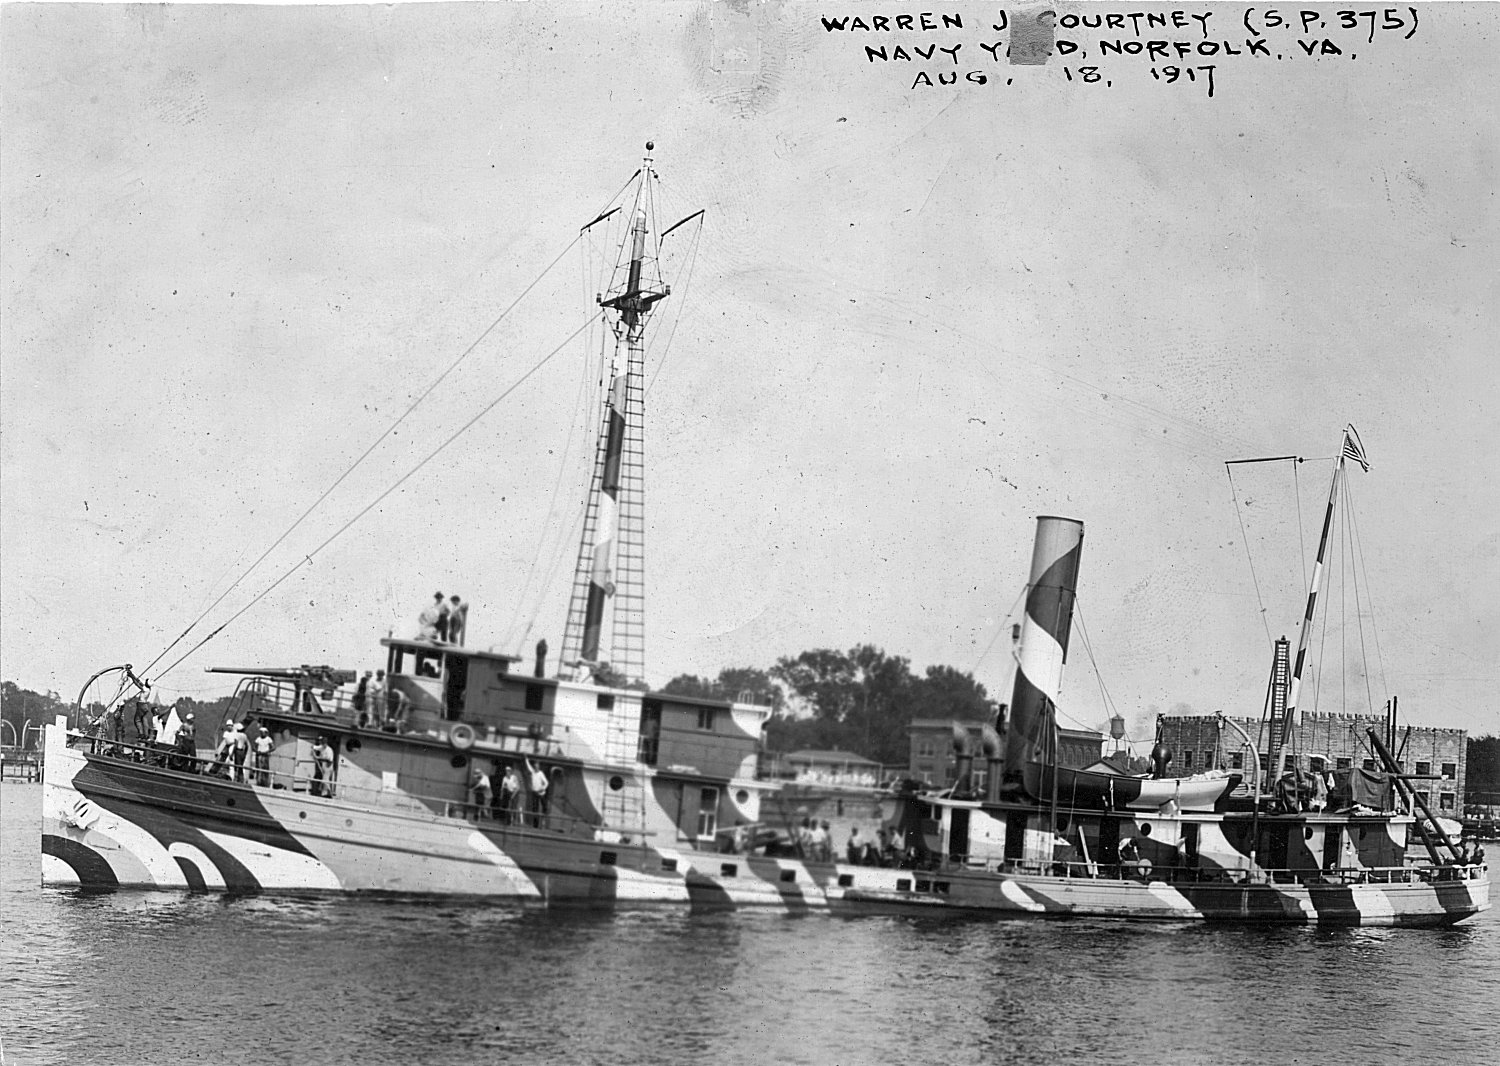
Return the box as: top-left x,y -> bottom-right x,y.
199,829 -> 343,890
466,831 -> 544,898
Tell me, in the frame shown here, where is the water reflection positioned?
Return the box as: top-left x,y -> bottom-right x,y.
5,784 -> 1496,1066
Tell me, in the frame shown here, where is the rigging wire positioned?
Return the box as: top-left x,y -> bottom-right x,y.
1071,601 -> 1131,744
145,165 -> 644,681
149,311 -> 603,685
1344,474 -> 1379,718
645,216 -> 706,398
1225,464 -> 1275,649
969,583 -> 1028,680
1345,472 -> 1391,703
138,230 -> 586,679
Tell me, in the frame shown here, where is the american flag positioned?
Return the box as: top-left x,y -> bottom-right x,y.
1341,425 -> 1370,472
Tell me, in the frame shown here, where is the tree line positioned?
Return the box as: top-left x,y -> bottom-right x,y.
660,644 -> 999,767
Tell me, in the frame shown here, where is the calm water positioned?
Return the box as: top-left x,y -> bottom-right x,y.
3,783 -> 1497,1066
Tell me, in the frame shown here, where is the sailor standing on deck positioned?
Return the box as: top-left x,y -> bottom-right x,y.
175,713 -> 197,772
470,764 -> 492,819
447,595 -> 468,646
229,722 -> 250,783
211,721 -> 236,777
418,592 -> 445,641
311,736 -> 335,797
253,726 -> 274,786
525,757 -> 549,827
498,764 -> 522,824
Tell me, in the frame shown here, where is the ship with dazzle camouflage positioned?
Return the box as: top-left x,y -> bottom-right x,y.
41,147 -> 1489,924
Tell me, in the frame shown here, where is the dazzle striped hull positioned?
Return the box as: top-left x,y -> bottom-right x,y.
41,725 -> 1488,925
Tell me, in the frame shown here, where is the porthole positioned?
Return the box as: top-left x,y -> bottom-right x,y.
346,819 -> 354,828
226,798 -> 236,808
1140,823 -> 1152,837
609,775 -> 625,791
735,789 -> 749,804
450,754 -> 468,769
298,811 -> 307,820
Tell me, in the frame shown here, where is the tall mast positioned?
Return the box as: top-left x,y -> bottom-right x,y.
562,144 -> 670,684
1269,425 -> 1368,779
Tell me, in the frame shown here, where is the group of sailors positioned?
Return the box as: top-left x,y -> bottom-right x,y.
350,671 -> 411,731
786,818 -> 905,866
418,592 -> 468,645
89,696 -> 198,772
468,756 -> 553,826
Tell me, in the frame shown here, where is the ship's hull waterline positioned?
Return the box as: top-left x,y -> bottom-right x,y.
42,733 -> 1488,926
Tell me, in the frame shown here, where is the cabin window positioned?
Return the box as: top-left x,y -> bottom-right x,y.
779,869 -> 796,883
837,874 -> 854,888
600,851 -> 617,866
1309,756 -> 1326,773
1229,752 -> 1243,770
1283,755 -> 1296,771
896,878 -> 912,892
597,694 -> 615,711
1362,758 -> 1376,771
524,684 -> 544,711
661,858 -> 678,871
1182,751 -> 1194,769
1441,762 -> 1457,780
1258,754 -> 1269,773
1336,757 -> 1351,771
1415,790 -> 1431,807
697,707 -> 716,731
1416,761 -> 1432,777
1439,793 -> 1455,810
720,863 -> 737,878
918,739 -> 935,758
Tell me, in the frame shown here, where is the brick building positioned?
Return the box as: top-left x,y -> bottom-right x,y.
908,718 -> 1103,787
1158,712 -> 1466,813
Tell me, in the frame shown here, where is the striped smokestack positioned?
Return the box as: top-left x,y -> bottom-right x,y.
1002,516 -> 1084,795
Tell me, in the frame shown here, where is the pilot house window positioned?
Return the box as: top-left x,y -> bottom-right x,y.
697,707 -> 716,731
524,684 -> 544,711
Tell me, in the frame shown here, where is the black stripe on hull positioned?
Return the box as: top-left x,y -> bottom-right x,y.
42,833 -> 119,889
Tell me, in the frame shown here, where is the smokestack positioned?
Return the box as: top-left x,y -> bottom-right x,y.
1003,516 -> 1084,797
951,722 -> 973,795
980,722 -> 1004,802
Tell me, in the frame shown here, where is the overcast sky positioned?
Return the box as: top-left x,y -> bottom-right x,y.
3,3 -> 1496,744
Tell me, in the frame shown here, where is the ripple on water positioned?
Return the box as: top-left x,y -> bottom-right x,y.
3,785 -> 1496,1066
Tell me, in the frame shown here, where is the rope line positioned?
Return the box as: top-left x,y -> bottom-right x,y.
1226,464 -> 1274,649
150,311 -> 602,684
140,231 -> 585,678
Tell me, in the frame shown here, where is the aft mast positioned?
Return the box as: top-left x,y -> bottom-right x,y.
1267,425 -> 1370,783
561,144 -> 672,685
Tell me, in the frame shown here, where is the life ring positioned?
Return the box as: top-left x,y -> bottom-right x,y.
449,723 -> 476,751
